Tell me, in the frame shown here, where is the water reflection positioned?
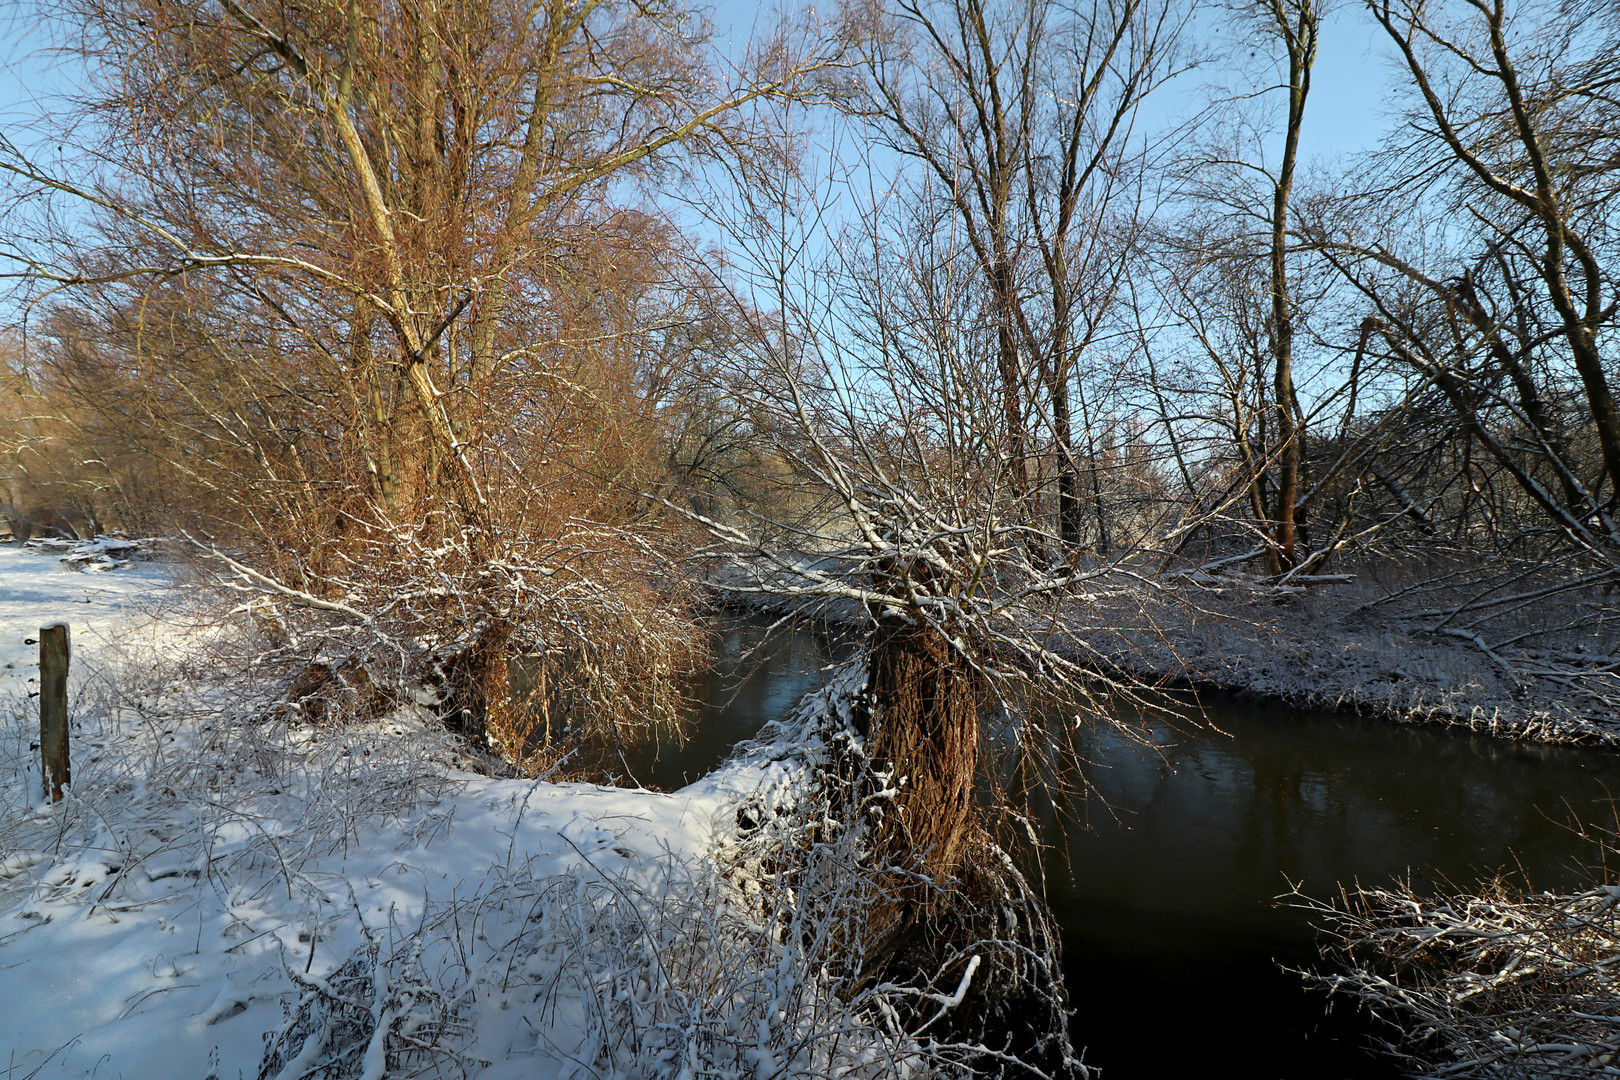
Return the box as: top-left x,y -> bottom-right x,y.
1050,701 -> 1620,1079
644,624 -> 1620,1079
631,616 -> 859,790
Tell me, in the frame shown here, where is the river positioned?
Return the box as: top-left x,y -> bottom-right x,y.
632,618 -> 1620,1079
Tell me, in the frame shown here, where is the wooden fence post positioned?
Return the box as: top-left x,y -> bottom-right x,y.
39,622 -> 70,802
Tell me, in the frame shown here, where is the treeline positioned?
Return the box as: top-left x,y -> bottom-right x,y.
1,0 -> 1616,745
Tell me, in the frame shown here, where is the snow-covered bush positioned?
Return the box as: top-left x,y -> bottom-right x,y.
1301,839 -> 1620,1079
200,520 -> 706,775
259,843 -> 947,1079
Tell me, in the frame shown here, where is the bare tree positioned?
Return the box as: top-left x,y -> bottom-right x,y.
0,0 -> 841,756
1304,0 -> 1620,571
1148,0 -> 1323,576
679,61 -> 1183,1027
844,0 -> 1191,556
1260,0 -> 1319,570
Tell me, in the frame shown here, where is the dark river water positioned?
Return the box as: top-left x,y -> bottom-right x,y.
635,619 -> 1620,1079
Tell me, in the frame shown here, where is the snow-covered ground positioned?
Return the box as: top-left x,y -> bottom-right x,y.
1072,577 -> 1620,745
0,542 -> 173,701
0,544 -> 897,1079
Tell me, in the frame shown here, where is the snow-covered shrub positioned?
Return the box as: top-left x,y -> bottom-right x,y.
201,519 -> 706,775
259,919 -> 476,1080
1302,842 -> 1620,1078
256,806 -> 977,1080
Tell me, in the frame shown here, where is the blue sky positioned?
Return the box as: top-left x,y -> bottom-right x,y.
0,4 -> 67,155
1,0 -> 1401,159
1298,4 -> 1402,161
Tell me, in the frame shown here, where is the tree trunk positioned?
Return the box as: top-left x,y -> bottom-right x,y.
1047,354 -> 1084,551
1266,0 -> 1316,572
430,619 -> 513,751
861,618 -> 981,884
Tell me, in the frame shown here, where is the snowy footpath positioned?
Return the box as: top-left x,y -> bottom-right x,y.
0,545 -> 867,1080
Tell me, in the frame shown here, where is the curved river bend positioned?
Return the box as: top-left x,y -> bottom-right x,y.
629,620 -> 1620,1079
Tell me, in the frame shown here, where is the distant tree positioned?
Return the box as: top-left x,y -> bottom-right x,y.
0,333 -> 152,539
844,0 -> 1191,556
1149,0 -> 1322,575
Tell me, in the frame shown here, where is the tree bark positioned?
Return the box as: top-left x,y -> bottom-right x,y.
1265,0 -> 1316,571
861,618 -> 981,884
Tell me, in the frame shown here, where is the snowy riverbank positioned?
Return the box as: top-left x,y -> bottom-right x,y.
1070,574 -> 1620,745
0,546 -> 911,1079
712,561 -> 1620,746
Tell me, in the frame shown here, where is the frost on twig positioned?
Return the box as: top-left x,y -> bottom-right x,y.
260,921 -> 477,1080
1298,841 -> 1620,1079
185,517 -> 706,775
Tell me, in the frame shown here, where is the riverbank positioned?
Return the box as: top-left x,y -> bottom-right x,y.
1074,574 -> 1620,745
702,568 -> 1620,1078
0,546 -> 943,1079
712,563 -> 1620,746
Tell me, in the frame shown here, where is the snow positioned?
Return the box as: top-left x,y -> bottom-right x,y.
0,546 -> 898,1079
1067,579 -> 1620,745
1,776 -> 716,1076
15,535 -> 153,573
715,557 -> 1620,747
0,542 -> 171,693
